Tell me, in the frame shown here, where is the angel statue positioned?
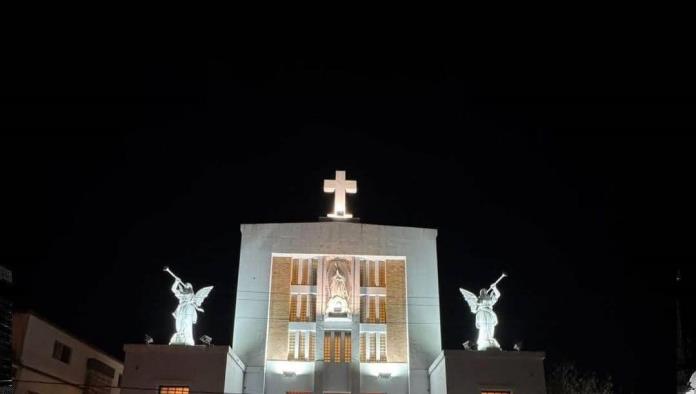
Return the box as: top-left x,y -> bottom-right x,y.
325,264 -> 351,316
687,370 -> 696,394
459,273 -> 507,351
164,266 -> 213,346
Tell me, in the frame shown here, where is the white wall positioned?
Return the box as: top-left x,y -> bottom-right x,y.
13,313 -> 123,394
264,360 -> 315,394
359,363 -> 409,394
225,351 -> 246,394
233,222 -> 442,393
427,352 -> 447,394
14,368 -> 80,394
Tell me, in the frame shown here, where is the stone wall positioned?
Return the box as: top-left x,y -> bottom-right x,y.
386,259 -> 407,363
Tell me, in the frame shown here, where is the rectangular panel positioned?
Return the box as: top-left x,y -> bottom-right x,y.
344,332 -> 352,363
324,331 -> 332,362
267,257 -> 291,360
386,259 -> 407,363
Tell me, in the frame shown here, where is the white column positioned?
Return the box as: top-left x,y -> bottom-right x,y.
365,333 -> 371,361
375,260 -> 380,287
294,331 -> 300,359
295,295 -> 301,319
304,331 -> 310,360
297,259 -> 303,285
375,296 -> 380,322
376,332 -> 381,361
305,294 -> 311,320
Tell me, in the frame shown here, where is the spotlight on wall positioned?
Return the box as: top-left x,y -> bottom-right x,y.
462,340 -> 472,350
378,372 -> 392,379
200,335 -> 213,346
144,334 -> 154,345
513,341 -> 523,351
282,371 -> 296,378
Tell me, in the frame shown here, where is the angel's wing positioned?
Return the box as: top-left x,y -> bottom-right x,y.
459,288 -> 478,313
194,286 -> 214,307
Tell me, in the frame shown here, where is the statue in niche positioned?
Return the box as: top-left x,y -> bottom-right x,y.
325,261 -> 351,317
459,273 -> 506,351
164,266 -> 213,346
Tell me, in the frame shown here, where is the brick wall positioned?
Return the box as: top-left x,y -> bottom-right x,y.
267,256 -> 291,360
386,259 -> 407,363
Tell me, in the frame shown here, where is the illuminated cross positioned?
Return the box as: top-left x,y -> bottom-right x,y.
324,170 -> 357,219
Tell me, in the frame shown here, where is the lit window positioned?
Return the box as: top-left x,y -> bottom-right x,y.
379,333 -> 386,362
288,331 -> 314,361
323,331 -> 350,363
334,332 -> 341,362
52,341 -> 72,364
309,332 -> 316,360
159,387 -> 190,394
481,391 -> 511,394
299,295 -> 307,321
324,332 -> 332,362
360,260 -> 386,288
378,260 -> 386,287
379,297 -> 387,323
291,259 -> 300,284
302,259 -> 309,285
289,295 -> 298,320
310,259 -> 318,285
344,332 -> 352,363
368,297 -> 376,323
360,332 -> 387,362
368,261 -> 376,287
288,332 -> 297,359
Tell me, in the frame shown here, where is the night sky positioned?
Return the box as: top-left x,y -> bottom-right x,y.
3,40 -> 695,393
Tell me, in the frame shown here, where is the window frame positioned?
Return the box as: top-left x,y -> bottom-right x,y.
159,386 -> 190,394
52,340 -> 72,364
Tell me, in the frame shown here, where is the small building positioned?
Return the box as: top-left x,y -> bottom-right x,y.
12,312 -> 124,394
121,344 -> 245,394
0,266 -> 12,392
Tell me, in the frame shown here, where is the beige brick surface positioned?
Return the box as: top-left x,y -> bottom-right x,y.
267,256 -> 291,360
386,259 -> 407,363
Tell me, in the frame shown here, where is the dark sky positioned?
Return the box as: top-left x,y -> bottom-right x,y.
3,37 -> 695,393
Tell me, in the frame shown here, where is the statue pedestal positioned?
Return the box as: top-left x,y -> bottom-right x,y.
428,349 -> 547,394
121,344 -> 245,394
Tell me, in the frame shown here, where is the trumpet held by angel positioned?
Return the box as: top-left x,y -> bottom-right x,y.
164,266 -> 213,346
459,273 -> 506,351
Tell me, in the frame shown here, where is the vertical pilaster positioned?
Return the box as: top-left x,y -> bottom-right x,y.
267,256 -> 291,361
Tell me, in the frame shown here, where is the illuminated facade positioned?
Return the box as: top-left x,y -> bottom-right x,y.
120,222 -> 546,393
232,222 -> 441,394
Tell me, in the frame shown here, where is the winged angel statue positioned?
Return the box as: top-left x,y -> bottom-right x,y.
687,370 -> 696,394
164,266 -> 214,346
459,273 -> 506,351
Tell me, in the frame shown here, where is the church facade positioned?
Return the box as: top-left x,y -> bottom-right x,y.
120,171 -> 546,394
233,221 -> 441,394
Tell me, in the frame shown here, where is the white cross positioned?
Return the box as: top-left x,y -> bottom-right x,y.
324,170 -> 357,219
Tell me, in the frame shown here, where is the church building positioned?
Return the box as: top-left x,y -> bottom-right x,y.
234,221 -> 440,393
120,171 -> 546,394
